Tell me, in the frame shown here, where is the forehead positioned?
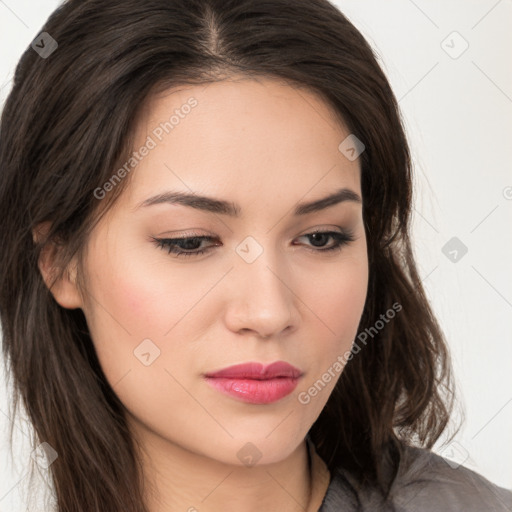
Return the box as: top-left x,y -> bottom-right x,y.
121,76 -> 362,209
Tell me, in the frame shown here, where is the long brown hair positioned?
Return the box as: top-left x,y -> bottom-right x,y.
0,0 -> 457,509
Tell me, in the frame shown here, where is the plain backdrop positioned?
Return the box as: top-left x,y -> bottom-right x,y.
1,0 -> 511,509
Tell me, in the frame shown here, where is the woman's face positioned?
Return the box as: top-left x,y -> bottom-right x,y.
72,77 -> 368,465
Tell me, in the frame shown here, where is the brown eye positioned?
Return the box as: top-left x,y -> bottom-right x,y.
294,230 -> 355,253
152,236 -> 219,258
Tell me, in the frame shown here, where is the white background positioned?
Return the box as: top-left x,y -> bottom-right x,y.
1,0 -> 511,509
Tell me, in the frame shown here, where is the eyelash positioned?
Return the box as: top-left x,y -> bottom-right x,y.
151,229 -> 356,259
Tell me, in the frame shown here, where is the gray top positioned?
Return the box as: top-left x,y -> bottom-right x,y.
319,444 -> 512,511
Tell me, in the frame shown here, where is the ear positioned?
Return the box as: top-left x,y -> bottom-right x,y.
33,222 -> 84,310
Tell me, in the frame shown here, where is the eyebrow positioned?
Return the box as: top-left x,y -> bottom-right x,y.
136,187 -> 361,217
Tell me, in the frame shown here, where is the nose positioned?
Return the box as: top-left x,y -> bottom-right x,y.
223,248 -> 299,340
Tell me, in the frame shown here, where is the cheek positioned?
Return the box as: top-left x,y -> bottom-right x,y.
334,267 -> 368,337
295,256 -> 367,409
82,243 -> 223,393
307,255 -> 368,341
88,251 -> 203,339
82,261 -> 196,418
300,253 -> 368,390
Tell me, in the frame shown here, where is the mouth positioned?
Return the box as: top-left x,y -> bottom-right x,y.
203,361 -> 303,404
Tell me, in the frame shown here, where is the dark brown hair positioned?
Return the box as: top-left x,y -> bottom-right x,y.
0,0 -> 457,510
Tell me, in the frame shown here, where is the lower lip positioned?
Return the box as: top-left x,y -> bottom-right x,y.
204,376 -> 301,404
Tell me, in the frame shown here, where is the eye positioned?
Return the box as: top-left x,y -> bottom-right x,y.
151,235 -> 218,258
294,229 -> 356,254
151,229 -> 355,259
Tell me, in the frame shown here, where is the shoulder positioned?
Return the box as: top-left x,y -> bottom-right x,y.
389,444 -> 512,511
320,444 -> 512,512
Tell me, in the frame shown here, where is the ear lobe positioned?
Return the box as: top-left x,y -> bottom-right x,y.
33,223 -> 84,310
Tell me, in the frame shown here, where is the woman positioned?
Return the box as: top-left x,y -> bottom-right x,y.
0,0 -> 510,511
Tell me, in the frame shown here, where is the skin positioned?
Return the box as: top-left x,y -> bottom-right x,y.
37,76 -> 369,512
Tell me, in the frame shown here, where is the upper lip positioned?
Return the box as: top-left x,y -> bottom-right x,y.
204,361 -> 302,380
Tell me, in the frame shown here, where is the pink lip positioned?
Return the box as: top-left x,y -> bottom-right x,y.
204,361 -> 303,404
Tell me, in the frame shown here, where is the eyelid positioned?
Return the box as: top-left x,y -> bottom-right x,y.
153,227 -> 217,238
156,224 -> 350,238
153,228 -> 346,247
296,224 -> 348,235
